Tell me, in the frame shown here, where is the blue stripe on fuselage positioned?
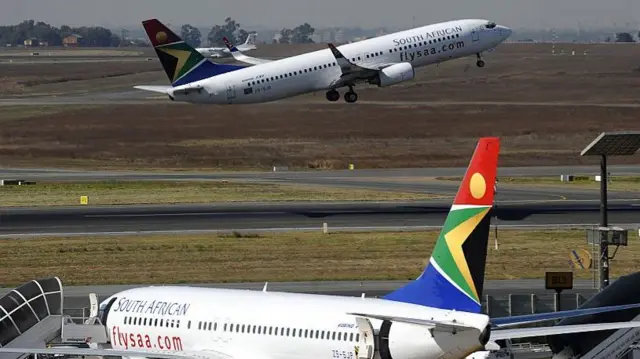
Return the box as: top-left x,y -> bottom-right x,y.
173,60 -> 247,87
382,263 -> 482,313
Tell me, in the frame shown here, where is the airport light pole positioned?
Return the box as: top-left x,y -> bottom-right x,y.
580,131 -> 640,290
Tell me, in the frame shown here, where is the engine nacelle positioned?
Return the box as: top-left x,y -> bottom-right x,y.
371,62 -> 415,87
379,320 -> 490,359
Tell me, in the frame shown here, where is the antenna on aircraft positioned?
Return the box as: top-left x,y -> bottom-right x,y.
263,282 -> 268,292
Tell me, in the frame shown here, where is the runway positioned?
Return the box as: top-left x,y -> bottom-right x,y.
2,93 -> 640,108
1,200 -> 639,237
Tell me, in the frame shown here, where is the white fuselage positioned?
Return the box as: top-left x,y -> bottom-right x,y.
102,286 -> 490,359
172,19 -> 510,105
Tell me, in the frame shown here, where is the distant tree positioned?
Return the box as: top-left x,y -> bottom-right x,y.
180,24 -> 201,47
279,28 -> 292,44
236,28 -> 249,44
615,32 -> 634,42
0,20 -> 124,47
291,23 -> 315,43
207,17 -> 241,46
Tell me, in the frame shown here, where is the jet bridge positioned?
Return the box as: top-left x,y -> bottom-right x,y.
0,278 -> 64,359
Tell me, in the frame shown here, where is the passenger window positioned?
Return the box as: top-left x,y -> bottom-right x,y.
214,322 -> 218,331
356,333 -> 359,341
338,332 -> 342,340
350,333 -> 354,341
332,332 -> 336,340
223,323 -> 227,331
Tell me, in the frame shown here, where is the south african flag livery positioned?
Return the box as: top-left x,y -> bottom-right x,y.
141,19 -> 246,87
384,137 -> 499,313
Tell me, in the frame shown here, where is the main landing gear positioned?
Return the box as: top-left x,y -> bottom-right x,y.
325,86 -> 358,103
476,53 -> 485,68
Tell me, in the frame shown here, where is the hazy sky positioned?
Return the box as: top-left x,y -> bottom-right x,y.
2,0 -> 640,30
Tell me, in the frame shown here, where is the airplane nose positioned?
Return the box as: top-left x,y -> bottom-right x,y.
497,25 -> 512,40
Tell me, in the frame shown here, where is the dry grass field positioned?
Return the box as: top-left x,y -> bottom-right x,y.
0,43 -> 639,170
0,229 -> 633,286
0,102 -> 638,170
0,181 -> 437,207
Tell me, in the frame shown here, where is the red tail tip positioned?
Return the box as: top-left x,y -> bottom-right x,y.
142,19 -> 181,47
452,137 -> 500,206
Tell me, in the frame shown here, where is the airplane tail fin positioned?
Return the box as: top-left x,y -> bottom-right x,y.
383,137 -> 500,313
141,19 -> 245,87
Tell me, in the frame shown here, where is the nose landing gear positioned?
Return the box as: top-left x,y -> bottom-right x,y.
476,53 -> 485,68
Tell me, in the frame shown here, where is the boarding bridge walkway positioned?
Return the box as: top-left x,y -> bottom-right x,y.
0,278 -> 64,359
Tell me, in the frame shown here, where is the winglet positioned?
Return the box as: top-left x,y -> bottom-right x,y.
327,43 -> 352,71
223,37 -> 238,52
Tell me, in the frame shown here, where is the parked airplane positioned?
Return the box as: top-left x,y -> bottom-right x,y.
3,137 -> 640,359
134,18 -> 511,104
196,33 -> 258,58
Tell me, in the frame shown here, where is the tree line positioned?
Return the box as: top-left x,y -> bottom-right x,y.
0,20 -> 123,47
180,17 -> 315,47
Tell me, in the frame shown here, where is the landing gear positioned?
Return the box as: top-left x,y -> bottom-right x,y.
476,53 -> 485,68
344,91 -> 358,103
326,89 -> 340,102
344,85 -> 358,103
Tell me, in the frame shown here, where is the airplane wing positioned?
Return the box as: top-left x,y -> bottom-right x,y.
491,320 -> 640,341
326,43 -> 398,88
491,303 -> 640,328
347,312 -> 478,333
0,347 -> 232,359
223,37 -> 272,65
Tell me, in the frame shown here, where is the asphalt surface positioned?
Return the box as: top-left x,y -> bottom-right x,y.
1,166 -> 640,202
1,200 -> 639,237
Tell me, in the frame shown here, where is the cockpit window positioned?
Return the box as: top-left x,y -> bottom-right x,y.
485,21 -> 496,29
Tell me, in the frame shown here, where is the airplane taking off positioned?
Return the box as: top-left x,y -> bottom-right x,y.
4,137 -> 640,359
195,33 -> 258,58
134,18 -> 511,104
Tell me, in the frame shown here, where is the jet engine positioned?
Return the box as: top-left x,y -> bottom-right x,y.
369,62 -> 415,87
378,320 -> 491,359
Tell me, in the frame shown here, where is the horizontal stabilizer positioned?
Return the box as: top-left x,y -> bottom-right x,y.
347,312 -> 476,332
492,303 -> 640,328
134,85 -> 172,94
492,320 -> 640,341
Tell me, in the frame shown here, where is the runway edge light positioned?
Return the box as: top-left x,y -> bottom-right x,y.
80,196 -> 88,205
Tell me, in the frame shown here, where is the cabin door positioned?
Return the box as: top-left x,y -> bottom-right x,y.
225,83 -> 236,103
354,317 -> 375,359
471,28 -> 480,42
